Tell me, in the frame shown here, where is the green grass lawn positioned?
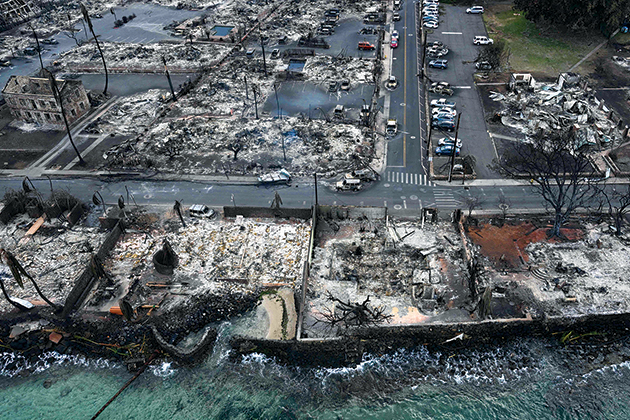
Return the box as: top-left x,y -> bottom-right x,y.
484,7 -> 601,75
612,32 -> 630,45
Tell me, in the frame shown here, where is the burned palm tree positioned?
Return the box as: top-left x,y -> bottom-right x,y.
46,70 -> 85,165
173,200 -> 186,228
0,249 -> 58,310
80,3 -> 108,95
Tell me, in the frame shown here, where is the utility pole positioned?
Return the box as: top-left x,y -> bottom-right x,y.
46,70 -> 84,165
273,83 -> 281,119
448,113 -> 462,183
260,33 -> 268,76
244,75 -> 249,100
162,56 -> 176,102
314,173 -> 318,207
282,135 -> 286,161
81,3 -> 108,95
28,24 -> 44,71
253,85 -> 259,119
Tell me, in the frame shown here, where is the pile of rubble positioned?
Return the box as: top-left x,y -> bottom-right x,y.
525,224 -> 630,316
304,217 -> 469,336
303,55 -> 376,85
0,215 -> 106,313
56,41 -> 230,72
491,74 -> 624,149
102,115 -> 369,176
105,216 -> 311,299
92,89 -> 168,137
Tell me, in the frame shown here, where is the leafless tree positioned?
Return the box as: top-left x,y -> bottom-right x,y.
593,184 -> 630,236
315,292 -> 392,333
490,129 -> 598,237
227,138 -> 244,160
0,249 -> 58,310
457,190 -> 486,218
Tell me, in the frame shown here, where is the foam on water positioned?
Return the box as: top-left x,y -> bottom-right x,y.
0,351 -> 118,377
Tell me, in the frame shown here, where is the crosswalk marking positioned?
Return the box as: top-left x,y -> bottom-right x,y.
385,171 -> 434,186
431,188 -> 460,209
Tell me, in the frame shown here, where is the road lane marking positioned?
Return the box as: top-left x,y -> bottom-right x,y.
453,86 -> 472,89
441,32 -> 462,35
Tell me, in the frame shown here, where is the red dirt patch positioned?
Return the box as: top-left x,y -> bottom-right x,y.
468,222 -> 584,269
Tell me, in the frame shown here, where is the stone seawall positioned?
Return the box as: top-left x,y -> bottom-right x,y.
231,312 -> 630,366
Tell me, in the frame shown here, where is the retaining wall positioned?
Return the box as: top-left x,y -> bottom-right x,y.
318,205 -> 387,220
62,220 -> 125,317
231,312 -> 630,366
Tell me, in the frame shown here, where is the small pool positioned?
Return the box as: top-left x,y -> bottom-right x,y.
287,59 -> 306,72
211,25 -> 234,37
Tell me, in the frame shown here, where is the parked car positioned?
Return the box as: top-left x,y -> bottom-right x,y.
429,41 -> 445,49
424,21 -> 439,28
319,27 -> 332,35
360,105 -> 371,120
336,178 -> 362,191
429,81 -> 453,95
352,168 -> 378,182
426,46 -> 448,57
189,204 -> 215,218
258,169 -> 292,185
340,80 -> 351,91
270,49 -> 280,59
473,36 -> 493,45
435,144 -> 460,156
246,48 -> 255,58
393,12 -> 401,21
333,104 -> 345,118
391,37 -> 398,48
386,119 -> 398,136
358,41 -> 376,50
422,15 -> 439,22
328,81 -> 339,92
23,46 -> 37,55
41,38 -> 58,45
428,59 -> 448,69
392,30 -> 399,38
437,137 -> 462,148
466,6 -> 484,14
432,112 -> 456,121
432,119 -> 456,131
475,61 -> 492,70
430,98 -> 456,108
431,106 -> 457,117
387,75 -> 398,88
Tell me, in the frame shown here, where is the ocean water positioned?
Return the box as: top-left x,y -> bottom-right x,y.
2,323 -> 630,420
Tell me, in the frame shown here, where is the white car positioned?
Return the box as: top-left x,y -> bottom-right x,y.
392,30 -> 399,38
437,137 -> 462,148
466,6 -> 484,14
430,98 -> 456,108
473,36 -> 493,45
424,21 -> 439,28
431,107 -> 457,117
423,0 -> 439,5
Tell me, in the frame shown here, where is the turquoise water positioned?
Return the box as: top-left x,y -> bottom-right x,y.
3,326 -> 630,419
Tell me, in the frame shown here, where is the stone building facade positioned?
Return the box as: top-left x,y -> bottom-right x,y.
1,75 -> 90,127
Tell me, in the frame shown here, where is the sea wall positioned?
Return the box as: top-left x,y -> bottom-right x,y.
223,206 -> 312,220
231,312 -> 630,366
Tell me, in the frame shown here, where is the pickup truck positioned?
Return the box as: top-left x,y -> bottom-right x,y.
336,178 -> 362,191
258,169 -> 291,185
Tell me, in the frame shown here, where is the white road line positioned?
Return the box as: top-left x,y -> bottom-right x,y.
441,32 -> 462,35
453,86 -> 472,89
406,173 -> 409,183
387,171 -> 391,182
384,200 -> 388,207
403,200 -> 407,209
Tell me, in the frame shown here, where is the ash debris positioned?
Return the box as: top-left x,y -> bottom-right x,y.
491,73 -> 625,150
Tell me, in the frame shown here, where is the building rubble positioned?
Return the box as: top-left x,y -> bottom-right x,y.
0,212 -> 106,314
304,215 -> 471,337
492,73 -> 625,150
56,41 -> 230,72
102,115 -> 371,177
97,214 -> 310,314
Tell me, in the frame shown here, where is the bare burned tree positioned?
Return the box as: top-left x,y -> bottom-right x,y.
475,38 -> 511,71
227,138 -> 244,161
457,190 -> 486,218
173,200 -> 186,228
490,129 -> 598,237
316,292 -> 392,333
465,255 -> 485,300
593,184 -> 630,236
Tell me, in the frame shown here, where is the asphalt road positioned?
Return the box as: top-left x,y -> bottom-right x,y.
0,176 -> 554,215
424,4 -> 497,178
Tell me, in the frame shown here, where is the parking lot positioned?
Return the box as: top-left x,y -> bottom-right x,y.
424,4 -> 497,178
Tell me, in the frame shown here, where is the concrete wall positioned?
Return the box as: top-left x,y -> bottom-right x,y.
231,312 -> 630,366
223,206 -> 313,220
318,205 -> 387,220
62,220 -> 125,317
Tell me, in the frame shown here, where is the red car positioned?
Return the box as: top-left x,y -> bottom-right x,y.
391,37 -> 398,48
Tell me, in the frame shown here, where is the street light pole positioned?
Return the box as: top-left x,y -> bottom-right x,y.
448,113 -> 462,183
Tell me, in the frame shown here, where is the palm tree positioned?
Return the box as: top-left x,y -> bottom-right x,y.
0,249 -> 58,310
80,3 -> 108,95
